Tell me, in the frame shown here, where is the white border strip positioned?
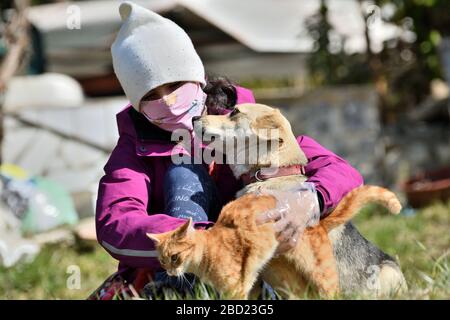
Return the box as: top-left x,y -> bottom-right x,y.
102,241 -> 158,258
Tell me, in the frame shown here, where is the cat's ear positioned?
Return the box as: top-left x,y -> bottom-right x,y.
175,217 -> 195,238
146,233 -> 163,244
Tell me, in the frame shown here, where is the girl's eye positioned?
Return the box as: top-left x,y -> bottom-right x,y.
171,254 -> 179,263
142,93 -> 158,101
229,108 -> 240,117
169,82 -> 182,90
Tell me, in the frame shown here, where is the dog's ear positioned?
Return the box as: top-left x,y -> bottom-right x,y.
254,114 -> 280,130
252,110 -> 284,143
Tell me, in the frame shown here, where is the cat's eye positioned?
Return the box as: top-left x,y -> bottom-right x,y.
171,254 -> 179,263
229,108 -> 240,117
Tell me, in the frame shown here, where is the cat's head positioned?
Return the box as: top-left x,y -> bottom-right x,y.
146,218 -> 196,277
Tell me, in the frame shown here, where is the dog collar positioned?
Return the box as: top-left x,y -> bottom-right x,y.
240,165 -> 306,185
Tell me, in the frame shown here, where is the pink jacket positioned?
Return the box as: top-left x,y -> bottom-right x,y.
95,87 -> 363,270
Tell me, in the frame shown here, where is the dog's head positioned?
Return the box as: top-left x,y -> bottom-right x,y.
193,103 -> 307,168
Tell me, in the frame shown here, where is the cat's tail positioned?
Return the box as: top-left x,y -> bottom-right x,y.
321,185 -> 402,231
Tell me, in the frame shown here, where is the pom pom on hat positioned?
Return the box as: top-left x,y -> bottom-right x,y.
111,1 -> 206,110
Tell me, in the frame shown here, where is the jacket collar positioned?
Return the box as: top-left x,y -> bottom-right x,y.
128,107 -> 173,142
116,105 -> 183,157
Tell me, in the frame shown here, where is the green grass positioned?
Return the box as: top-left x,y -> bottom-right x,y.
0,200 -> 448,300
0,242 -> 117,299
351,200 -> 449,299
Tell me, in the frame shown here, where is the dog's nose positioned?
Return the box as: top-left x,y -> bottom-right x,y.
192,116 -> 201,125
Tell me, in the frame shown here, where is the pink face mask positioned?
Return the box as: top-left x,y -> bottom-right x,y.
140,82 -> 206,132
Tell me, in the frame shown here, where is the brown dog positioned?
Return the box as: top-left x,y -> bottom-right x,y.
193,103 -> 407,298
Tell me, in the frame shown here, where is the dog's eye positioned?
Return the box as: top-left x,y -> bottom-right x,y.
229,108 -> 240,117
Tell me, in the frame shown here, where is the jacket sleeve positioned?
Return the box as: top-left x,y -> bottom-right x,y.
95,135 -> 211,268
297,135 -> 364,217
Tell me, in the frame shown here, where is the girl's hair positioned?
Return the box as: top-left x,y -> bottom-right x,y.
203,76 -> 237,115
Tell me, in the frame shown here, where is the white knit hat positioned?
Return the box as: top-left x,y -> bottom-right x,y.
111,1 -> 206,110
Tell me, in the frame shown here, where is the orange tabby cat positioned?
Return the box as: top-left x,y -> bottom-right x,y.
147,185 -> 401,299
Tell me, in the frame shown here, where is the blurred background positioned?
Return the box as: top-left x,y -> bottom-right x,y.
0,0 -> 448,299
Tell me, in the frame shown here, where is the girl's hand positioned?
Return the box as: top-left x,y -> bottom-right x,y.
255,183 -> 321,254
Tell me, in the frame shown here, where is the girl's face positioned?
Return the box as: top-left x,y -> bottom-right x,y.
139,81 -> 207,115
139,81 -> 207,132
140,81 -> 186,107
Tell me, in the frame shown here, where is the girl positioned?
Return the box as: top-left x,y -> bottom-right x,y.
91,2 -> 363,299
